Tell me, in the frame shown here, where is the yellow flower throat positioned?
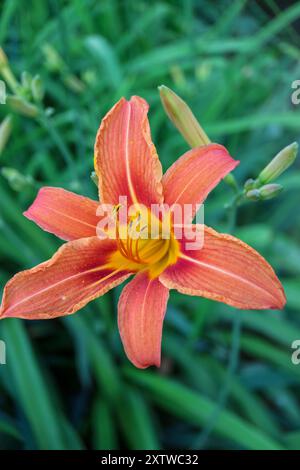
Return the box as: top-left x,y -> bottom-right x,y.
108,206 -> 179,278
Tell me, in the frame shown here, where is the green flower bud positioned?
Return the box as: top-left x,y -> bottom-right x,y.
7,95 -> 39,118
223,172 -> 239,191
244,178 -> 256,191
259,184 -> 283,200
0,48 -> 8,67
258,142 -> 298,184
245,189 -> 261,201
0,115 -> 13,156
158,85 -> 210,147
1,167 -> 33,192
42,44 -> 65,72
0,48 -> 19,93
159,85 -> 239,191
246,184 -> 283,202
21,71 -> 32,90
31,75 -> 44,102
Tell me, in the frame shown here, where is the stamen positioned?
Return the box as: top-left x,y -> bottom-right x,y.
115,215 -> 129,258
112,207 -> 178,272
122,212 -> 144,263
134,238 -> 141,262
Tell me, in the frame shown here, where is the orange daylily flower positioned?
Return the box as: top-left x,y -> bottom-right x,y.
0,96 -> 286,368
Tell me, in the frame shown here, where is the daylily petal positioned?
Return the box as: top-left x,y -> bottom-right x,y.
24,187 -> 100,241
118,273 -> 169,368
0,238 -> 130,320
94,96 -> 163,207
163,144 -> 239,222
160,225 -> 286,310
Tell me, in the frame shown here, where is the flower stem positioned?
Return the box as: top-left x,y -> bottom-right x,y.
192,199 -> 242,449
193,310 -> 242,449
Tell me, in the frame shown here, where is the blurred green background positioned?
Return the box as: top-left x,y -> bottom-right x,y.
0,0 -> 300,450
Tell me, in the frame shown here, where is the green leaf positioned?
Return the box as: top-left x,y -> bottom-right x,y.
124,368 -> 284,450
2,320 -> 66,449
117,386 -> 160,450
92,399 -> 118,450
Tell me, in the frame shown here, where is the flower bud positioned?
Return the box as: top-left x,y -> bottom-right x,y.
158,85 -> 210,147
21,71 -> 32,91
0,47 -> 19,93
42,44 -> 65,72
244,178 -> 256,191
31,75 -> 44,102
0,48 -> 8,67
258,142 -> 298,184
259,183 -> 283,200
1,167 -> 33,192
7,95 -> 39,118
223,172 -> 239,191
0,115 -> 13,155
246,184 -> 283,202
245,189 -> 260,201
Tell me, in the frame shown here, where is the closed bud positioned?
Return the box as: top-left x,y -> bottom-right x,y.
63,74 -> 85,94
42,44 -> 65,72
7,95 -> 39,118
0,47 -> 8,67
246,184 -> 283,202
0,47 -> 19,93
21,71 -> 32,90
246,189 -> 261,201
259,183 -> 283,200
1,167 -> 33,192
258,142 -> 298,184
223,172 -> 239,191
158,85 -> 210,147
31,75 -> 44,102
244,178 -> 256,191
0,115 -> 13,155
